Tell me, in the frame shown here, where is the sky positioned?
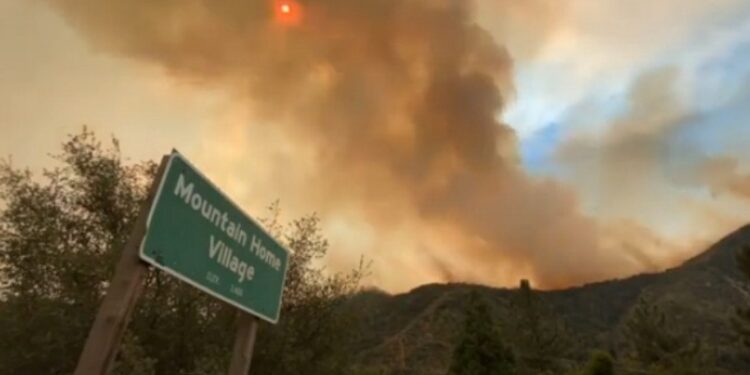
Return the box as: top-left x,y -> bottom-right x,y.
2,0 -> 750,292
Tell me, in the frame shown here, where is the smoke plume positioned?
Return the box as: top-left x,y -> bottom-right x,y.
48,0 -> 672,290
558,68 -> 689,222
557,67 -> 750,263
701,158 -> 750,200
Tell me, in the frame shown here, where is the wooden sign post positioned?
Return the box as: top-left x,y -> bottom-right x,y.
74,151 -> 289,374
228,313 -> 260,375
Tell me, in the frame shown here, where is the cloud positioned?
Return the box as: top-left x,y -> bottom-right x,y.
504,0 -> 750,137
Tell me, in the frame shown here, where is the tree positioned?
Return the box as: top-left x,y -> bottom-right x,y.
622,297 -> 703,374
0,129 -> 154,374
507,279 -> 571,374
578,351 -> 614,375
251,202 -> 368,374
0,129 -> 366,374
449,291 -> 515,375
734,246 -> 750,350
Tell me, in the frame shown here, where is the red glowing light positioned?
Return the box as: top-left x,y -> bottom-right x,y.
274,0 -> 302,26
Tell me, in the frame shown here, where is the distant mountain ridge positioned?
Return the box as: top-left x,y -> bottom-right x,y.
350,224 -> 750,373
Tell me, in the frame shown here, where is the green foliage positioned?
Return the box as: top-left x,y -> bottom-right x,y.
508,280 -> 571,374
252,203 -> 368,374
623,298 -> 704,374
449,291 -> 515,375
0,130 -> 151,374
578,351 -> 614,375
113,333 -> 157,375
0,129 -> 365,375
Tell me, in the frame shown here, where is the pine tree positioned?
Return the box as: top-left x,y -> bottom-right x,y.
579,351 -> 614,375
734,246 -> 750,350
508,279 -> 570,374
623,297 -> 703,374
449,291 -> 515,375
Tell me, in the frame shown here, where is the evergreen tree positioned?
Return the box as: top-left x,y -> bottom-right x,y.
578,351 -> 614,375
623,297 -> 703,374
734,246 -> 750,350
449,291 -> 515,375
508,279 -> 570,374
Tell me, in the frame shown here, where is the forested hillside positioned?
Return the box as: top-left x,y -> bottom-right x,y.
352,223 -> 750,373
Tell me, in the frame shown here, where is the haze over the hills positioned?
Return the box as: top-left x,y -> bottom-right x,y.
349,224 -> 750,373
2,0 -> 750,291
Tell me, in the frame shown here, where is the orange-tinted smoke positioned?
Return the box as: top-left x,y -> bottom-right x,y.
46,0 -> 657,289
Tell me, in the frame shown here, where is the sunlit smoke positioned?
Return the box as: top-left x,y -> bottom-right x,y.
42,0 -> 746,291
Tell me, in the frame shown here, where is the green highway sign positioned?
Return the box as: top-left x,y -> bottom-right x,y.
140,152 -> 289,323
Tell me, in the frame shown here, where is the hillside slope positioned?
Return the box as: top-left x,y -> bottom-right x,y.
352,224 -> 750,373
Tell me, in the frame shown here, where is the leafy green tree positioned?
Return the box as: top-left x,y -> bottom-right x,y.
578,351 -> 614,375
0,130 -> 153,374
508,279 -> 571,374
0,129 -> 365,375
251,202 -> 368,374
449,291 -> 515,375
622,297 -> 703,375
